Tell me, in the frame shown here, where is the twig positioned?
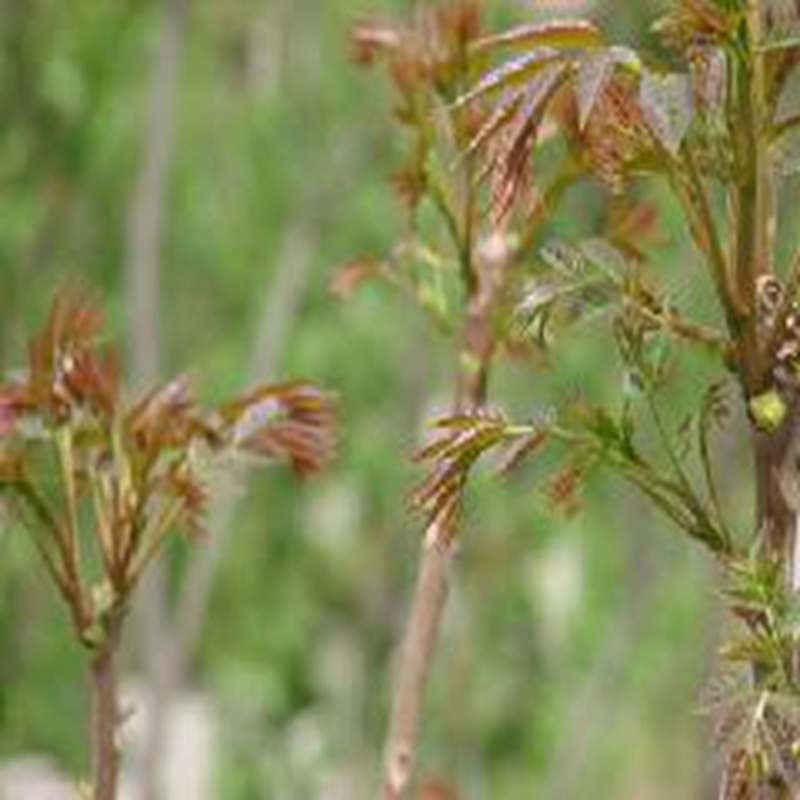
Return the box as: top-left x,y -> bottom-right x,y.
90,613 -> 123,800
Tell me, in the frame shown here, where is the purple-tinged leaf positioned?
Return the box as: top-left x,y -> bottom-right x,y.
453,47 -> 563,109
220,383 -> 337,477
497,428 -> 548,474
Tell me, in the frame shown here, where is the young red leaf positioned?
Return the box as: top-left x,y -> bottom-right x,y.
220,383 -> 337,477
453,48 -> 563,109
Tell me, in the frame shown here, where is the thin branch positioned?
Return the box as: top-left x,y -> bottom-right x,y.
698,415 -> 734,551
55,429 -> 85,597
675,148 -> 739,327
90,474 -> 115,578
16,480 -> 90,628
126,499 -> 186,590
383,523 -> 453,800
4,489 -> 73,610
382,242 -> 506,799
630,303 -> 732,361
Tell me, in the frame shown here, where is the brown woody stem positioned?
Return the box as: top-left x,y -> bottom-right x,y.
90,614 -> 123,800
382,524 -> 453,800
381,234 -> 502,799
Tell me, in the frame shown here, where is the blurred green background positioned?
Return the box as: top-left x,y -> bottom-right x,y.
0,1 -> 747,798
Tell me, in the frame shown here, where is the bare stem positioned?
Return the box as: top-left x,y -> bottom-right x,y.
381,232 -> 506,798
383,525 -> 452,800
90,615 -> 123,800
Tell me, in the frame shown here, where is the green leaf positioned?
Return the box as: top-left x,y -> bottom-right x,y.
575,46 -> 641,130
639,69 -> 693,155
470,19 -> 604,57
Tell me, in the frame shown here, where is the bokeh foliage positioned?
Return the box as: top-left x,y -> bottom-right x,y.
0,1 -> 763,798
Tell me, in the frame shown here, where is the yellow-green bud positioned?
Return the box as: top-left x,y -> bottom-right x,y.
749,389 -> 788,432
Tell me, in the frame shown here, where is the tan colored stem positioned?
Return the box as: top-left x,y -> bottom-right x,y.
381,236 -> 505,799
383,527 -> 452,800
90,617 -> 123,800
380,165 -> 570,800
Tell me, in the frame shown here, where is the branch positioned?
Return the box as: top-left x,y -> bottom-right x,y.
382,237 -> 510,800
675,148 -> 739,327
628,302 -> 732,361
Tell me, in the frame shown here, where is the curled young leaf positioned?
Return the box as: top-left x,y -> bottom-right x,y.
219,382 -> 338,477
414,411 -> 550,536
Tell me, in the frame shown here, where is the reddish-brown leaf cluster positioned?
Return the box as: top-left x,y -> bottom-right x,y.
218,382 -> 337,477
351,2 -> 481,92
0,293 -> 119,427
351,2 -> 485,215
414,412 -> 547,538
0,292 -> 336,646
542,461 -> 585,517
455,27 -> 594,221
653,0 -> 734,52
579,74 -> 657,193
452,18 -> 687,218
